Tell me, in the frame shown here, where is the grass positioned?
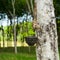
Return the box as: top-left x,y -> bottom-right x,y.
0,47 -> 60,60
0,53 -> 36,60
0,47 -> 36,60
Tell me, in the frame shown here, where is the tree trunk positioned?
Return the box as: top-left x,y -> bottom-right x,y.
2,29 -> 4,48
12,0 -> 17,54
1,25 -> 4,48
34,0 -> 59,60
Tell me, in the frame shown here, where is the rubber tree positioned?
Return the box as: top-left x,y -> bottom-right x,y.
11,0 -> 17,54
0,14 -> 5,47
2,26 -> 4,48
0,25 -> 4,47
0,0 -> 28,53
33,0 -> 59,60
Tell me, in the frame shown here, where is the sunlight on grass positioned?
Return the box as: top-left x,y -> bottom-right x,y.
0,47 -> 36,60
0,53 -> 36,60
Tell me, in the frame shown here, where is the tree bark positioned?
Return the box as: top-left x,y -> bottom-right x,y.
34,0 -> 59,60
12,0 -> 17,54
2,29 -> 4,48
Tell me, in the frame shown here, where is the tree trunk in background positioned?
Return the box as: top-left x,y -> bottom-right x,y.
34,0 -> 59,60
1,25 -> 4,48
12,0 -> 17,54
14,17 -> 17,54
2,29 -> 4,48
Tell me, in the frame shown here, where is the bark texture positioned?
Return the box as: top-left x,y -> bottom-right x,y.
12,0 -> 17,54
34,0 -> 59,60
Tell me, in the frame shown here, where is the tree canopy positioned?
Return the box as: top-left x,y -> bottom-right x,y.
0,0 -> 30,18
54,0 -> 60,16
0,0 -> 60,17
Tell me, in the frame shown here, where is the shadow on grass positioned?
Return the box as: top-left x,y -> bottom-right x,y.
0,47 -> 37,60
0,46 -> 36,54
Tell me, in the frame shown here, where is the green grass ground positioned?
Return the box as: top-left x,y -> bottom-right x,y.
0,53 -> 36,60
0,47 -> 60,60
0,47 -> 36,60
